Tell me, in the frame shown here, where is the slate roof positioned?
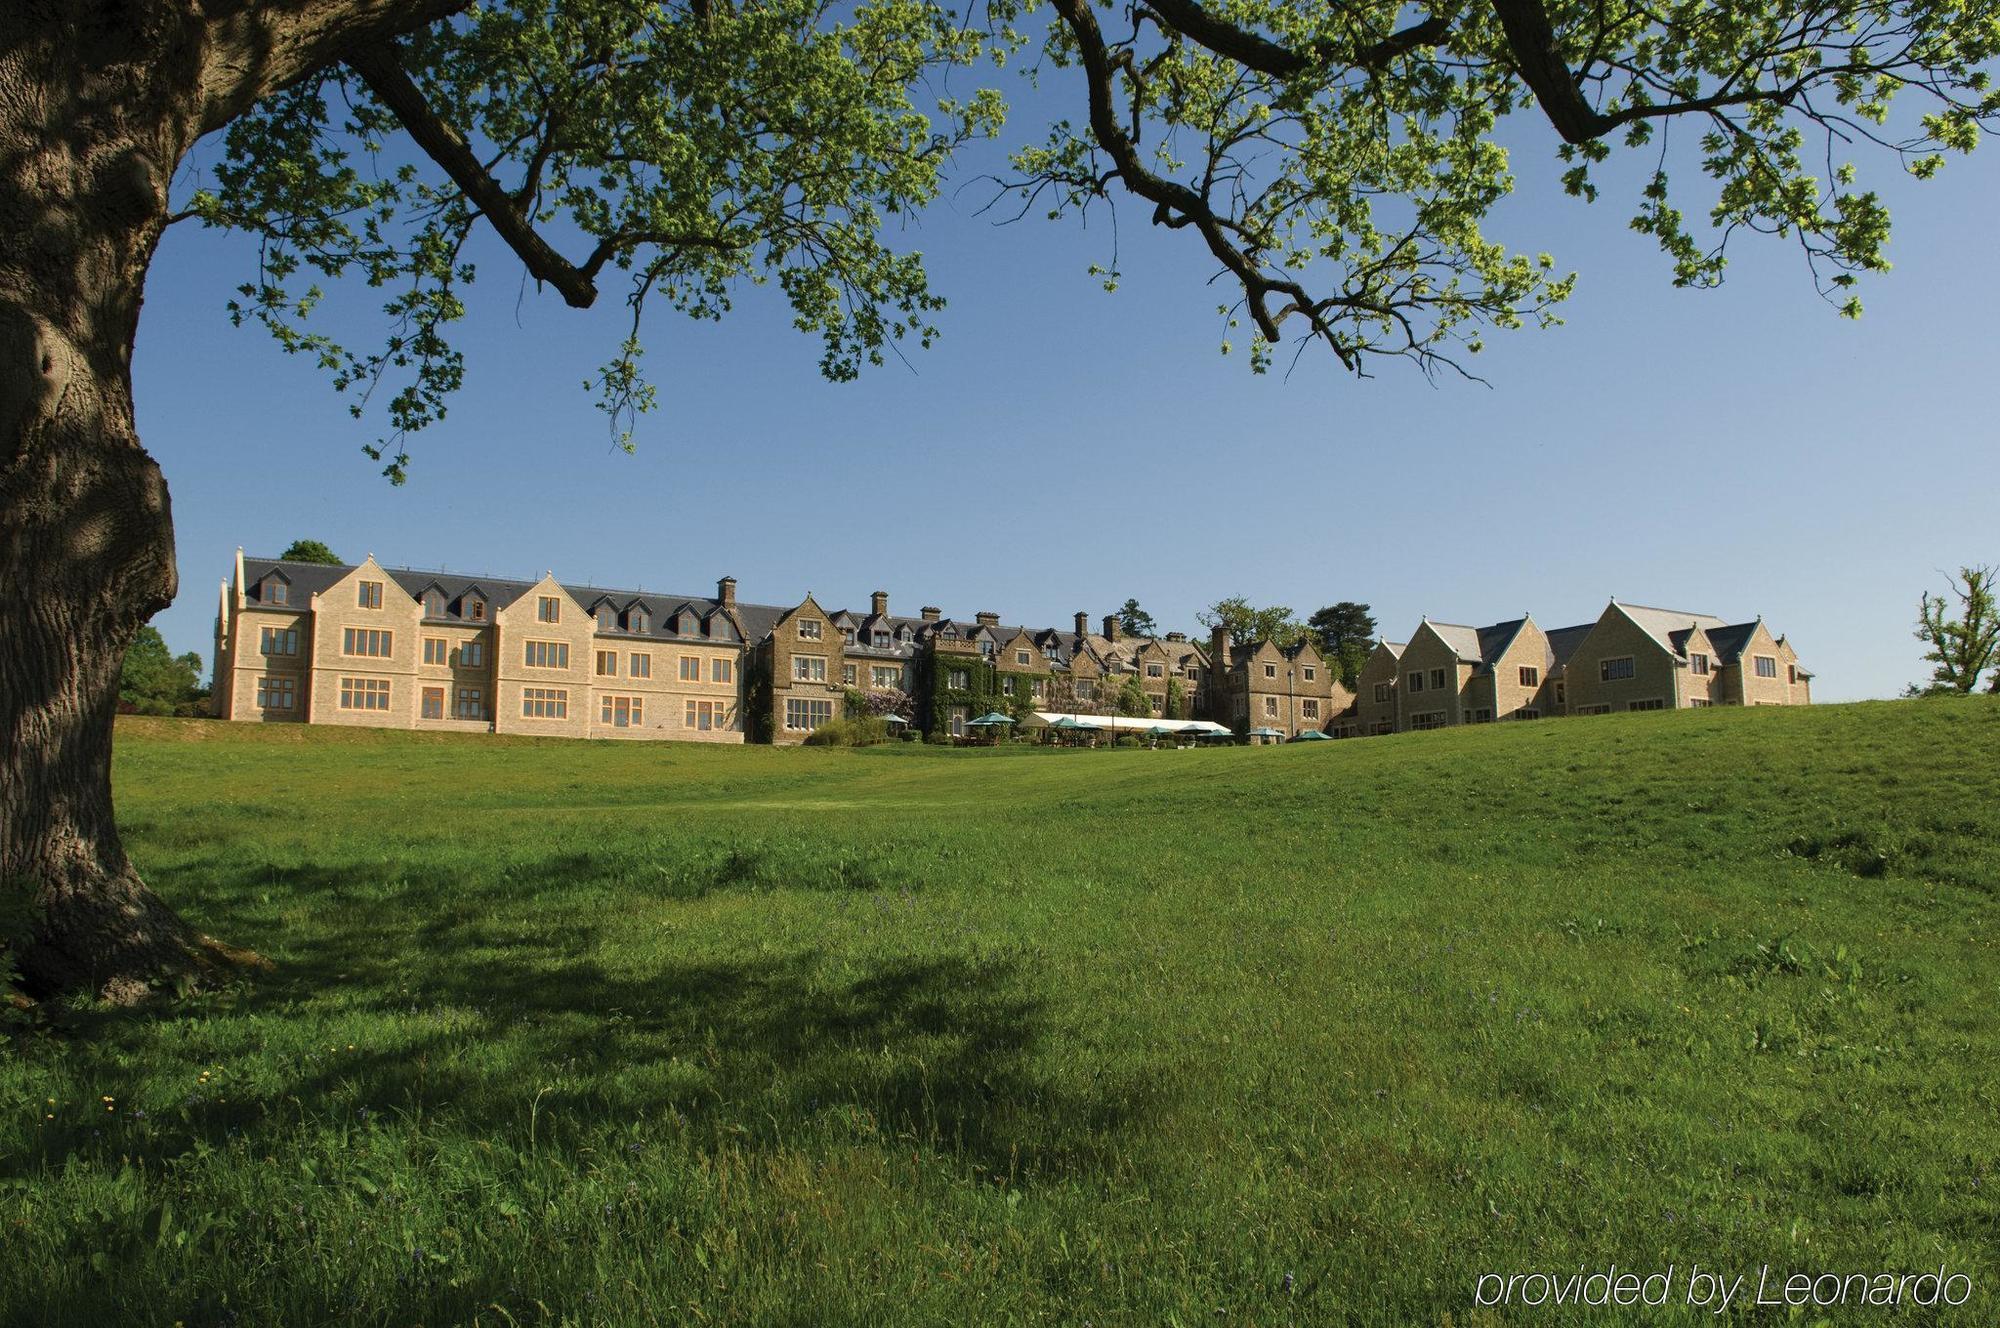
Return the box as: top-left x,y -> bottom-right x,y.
1545,624 -> 1595,668
1614,602 -> 1728,656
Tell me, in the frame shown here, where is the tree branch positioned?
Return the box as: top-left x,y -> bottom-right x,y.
1139,0 -> 1450,78
198,0 -> 473,134
346,41 -> 603,308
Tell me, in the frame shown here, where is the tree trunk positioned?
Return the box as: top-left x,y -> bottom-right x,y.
0,5 -> 234,1000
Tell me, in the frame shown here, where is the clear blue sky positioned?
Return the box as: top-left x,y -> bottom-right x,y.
137,76 -> 2000,702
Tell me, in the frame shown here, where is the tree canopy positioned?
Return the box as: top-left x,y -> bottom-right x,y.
279,539 -> 345,565
1200,597 -> 1305,648
1115,599 -> 1159,637
182,0 -> 2000,476
1308,602 -> 1378,686
1911,565 -> 1999,695
118,629 -> 205,717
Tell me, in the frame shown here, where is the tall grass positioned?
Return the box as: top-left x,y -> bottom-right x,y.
3,700 -> 1996,1324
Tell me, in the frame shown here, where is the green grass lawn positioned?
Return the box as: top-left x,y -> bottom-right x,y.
4,702 -> 1997,1325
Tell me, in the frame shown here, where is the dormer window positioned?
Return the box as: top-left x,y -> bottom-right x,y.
873,630 -> 889,647
467,597 -> 485,621
597,606 -> 616,632
843,628 -> 856,645
424,591 -> 446,617
264,577 -> 288,606
980,639 -> 994,656
629,609 -> 648,633
898,627 -> 913,644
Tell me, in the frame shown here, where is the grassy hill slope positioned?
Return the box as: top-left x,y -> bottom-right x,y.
4,702 -> 1997,1324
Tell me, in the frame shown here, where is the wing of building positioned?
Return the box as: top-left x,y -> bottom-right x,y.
213,552 -> 1810,744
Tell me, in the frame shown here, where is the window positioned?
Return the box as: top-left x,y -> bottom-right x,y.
424,637 -> 448,665
467,598 -> 486,621
1689,653 -> 1710,676
1303,666 -> 1316,682
524,640 -> 569,669
260,626 -> 297,656
1516,708 -> 1541,720
1407,671 -> 1424,693
421,687 -> 444,720
1374,682 -> 1392,703
538,596 -> 561,623
1599,656 -> 1634,682
461,640 -> 485,668
1555,681 -> 1566,705
630,652 -> 651,679
1518,666 -> 1539,687
1264,664 -> 1277,679
1429,668 -> 1447,690
343,628 -> 392,658
600,695 -> 644,728
949,706 -> 969,737
1754,655 -> 1778,678
979,639 -> 994,657
1628,698 -> 1666,711
874,631 -> 891,647
784,697 -> 834,731
794,655 -> 827,683
339,677 -> 390,711
1075,682 -> 1097,701
630,610 -> 648,633
256,676 -> 295,710
871,665 -> 900,688
797,618 -> 824,641
686,699 -> 728,731
357,580 -> 383,610
1689,698 -> 1712,708
597,606 -> 617,632
948,669 -> 969,690
711,658 -> 732,684
1576,702 -> 1610,716
1787,664 -> 1799,684
843,628 -> 857,646
424,591 -> 446,617
1264,696 -> 1278,716
595,650 -> 618,677
455,687 -> 485,719
680,656 -> 701,682
1146,663 -> 1165,678
521,687 -> 568,719
1017,650 -> 1031,666
1409,711 -> 1445,731
265,578 -> 288,606
1373,721 -> 1394,735
1468,708 -> 1492,723
1031,679 -> 1047,699
1302,699 -> 1320,719
842,664 -> 857,685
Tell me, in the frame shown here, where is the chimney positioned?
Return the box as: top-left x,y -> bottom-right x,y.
976,611 -> 1000,628
1102,614 -> 1121,642
233,546 -> 246,597
921,605 -> 941,623
871,590 -> 888,617
1074,611 -> 1089,637
1210,625 -> 1232,669
716,576 -> 736,607
1166,631 -> 1186,642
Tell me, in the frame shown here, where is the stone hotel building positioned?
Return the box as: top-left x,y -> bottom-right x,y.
212,551 -> 1810,744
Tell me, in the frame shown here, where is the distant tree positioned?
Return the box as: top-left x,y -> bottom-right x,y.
118,628 -> 202,717
1307,602 -> 1377,688
1910,566 -> 1999,695
1165,674 -> 1187,720
1114,674 -> 1153,717
1199,597 -> 1304,649
280,539 -> 344,566
1115,599 -> 1158,638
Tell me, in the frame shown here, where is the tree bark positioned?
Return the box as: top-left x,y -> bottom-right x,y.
1,1 -> 469,998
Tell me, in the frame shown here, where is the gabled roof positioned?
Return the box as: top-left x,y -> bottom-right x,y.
1420,620 -> 1485,664
1701,621 -> 1761,664
1613,601 -> 1728,657
1545,624 -> 1595,668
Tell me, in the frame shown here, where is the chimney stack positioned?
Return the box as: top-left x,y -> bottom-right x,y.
717,576 -> 736,607
921,605 -> 941,623
1074,611 -> 1089,637
975,611 -> 1000,628
1102,614 -> 1121,642
1210,625 -> 1232,669
1166,631 -> 1186,642
871,590 -> 889,617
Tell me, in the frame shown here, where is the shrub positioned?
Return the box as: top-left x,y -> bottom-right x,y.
803,717 -> 891,747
